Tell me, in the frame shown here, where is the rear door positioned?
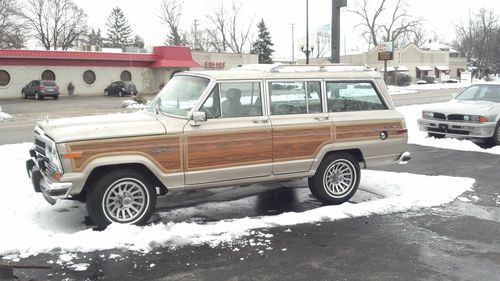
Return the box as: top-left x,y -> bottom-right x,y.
183,80 -> 272,185
267,80 -> 333,174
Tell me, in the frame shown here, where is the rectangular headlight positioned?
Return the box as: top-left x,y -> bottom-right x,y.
422,111 -> 434,119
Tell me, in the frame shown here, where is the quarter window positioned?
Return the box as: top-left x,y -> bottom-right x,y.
0,70 -> 10,86
269,81 -> 323,115
326,81 -> 386,112
83,70 -> 96,85
41,70 -> 56,81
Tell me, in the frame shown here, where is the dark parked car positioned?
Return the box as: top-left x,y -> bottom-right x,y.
22,80 -> 60,100
104,81 -> 138,97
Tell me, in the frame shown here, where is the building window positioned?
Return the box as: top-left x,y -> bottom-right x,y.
41,70 -> 56,81
0,70 -> 10,87
83,70 -> 96,85
120,70 -> 132,81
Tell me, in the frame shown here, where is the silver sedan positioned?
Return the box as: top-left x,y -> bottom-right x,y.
418,83 -> 500,145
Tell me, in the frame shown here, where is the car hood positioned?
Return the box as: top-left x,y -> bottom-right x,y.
424,99 -> 500,115
38,111 -> 166,143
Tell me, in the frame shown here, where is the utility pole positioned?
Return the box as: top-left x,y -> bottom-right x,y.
193,19 -> 199,50
331,0 -> 347,63
290,23 -> 295,63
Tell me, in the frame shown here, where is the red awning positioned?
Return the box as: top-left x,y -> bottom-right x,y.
151,59 -> 200,68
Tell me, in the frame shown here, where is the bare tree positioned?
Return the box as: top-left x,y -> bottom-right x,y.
205,0 -> 253,53
22,0 -> 88,50
453,8 -> 499,78
0,0 -> 25,48
159,0 -> 187,46
350,0 -> 423,48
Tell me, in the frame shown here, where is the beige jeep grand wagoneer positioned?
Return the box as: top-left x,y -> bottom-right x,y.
26,65 -> 411,229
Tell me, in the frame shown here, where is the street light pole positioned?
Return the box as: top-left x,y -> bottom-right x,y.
290,23 -> 295,63
302,0 -> 312,64
331,0 -> 347,63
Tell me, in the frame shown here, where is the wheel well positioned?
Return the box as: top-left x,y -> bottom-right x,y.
323,149 -> 365,167
78,164 -> 167,201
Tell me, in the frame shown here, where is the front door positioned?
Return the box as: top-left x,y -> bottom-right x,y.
183,81 -> 272,185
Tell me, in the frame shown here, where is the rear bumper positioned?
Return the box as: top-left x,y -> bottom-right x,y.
26,157 -> 72,205
417,118 -> 496,139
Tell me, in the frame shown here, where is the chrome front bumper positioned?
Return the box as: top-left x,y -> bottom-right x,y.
26,157 -> 72,205
417,119 -> 496,139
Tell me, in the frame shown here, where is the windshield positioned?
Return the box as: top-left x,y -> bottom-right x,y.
455,84 -> 500,103
149,75 -> 210,117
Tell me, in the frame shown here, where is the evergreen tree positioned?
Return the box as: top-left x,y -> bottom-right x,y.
251,19 -> 274,64
104,7 -> 133,48
132,35 -> 145,48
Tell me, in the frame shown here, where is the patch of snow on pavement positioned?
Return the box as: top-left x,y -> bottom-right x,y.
0,111 -> 13,120
0,143 -> 474,258
397,103 -> 500,155
121,100 -> 148,109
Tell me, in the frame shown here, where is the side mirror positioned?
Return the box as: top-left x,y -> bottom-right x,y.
190,111 -> 207,126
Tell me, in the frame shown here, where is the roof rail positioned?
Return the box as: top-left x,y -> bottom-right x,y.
233,64 -> 373,73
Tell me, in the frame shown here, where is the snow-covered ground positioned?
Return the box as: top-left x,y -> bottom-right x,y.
0,142 -> 474,263
388,82 -> 469,95
397,103 -> 500,155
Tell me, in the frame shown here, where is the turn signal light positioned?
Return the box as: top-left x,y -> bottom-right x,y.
479,116 -> 488,123
63,152 -> 82,158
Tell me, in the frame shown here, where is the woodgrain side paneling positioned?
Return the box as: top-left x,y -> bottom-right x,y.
273,125 -> 332,161
335,122 -> 405,141
186,129 -> 272,171
66,135 -> 182,173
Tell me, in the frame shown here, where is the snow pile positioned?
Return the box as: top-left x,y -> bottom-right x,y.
397,103 -> 500,155
0,143 -> 474,259
0,106 -> 12,120
121,99 -> 148,109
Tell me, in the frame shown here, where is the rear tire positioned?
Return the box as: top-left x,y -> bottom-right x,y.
428,133 -> 444,139
309,153 -> 361,205
104,90 -> 109,96
86,169 -> 157,230
22,91 -> 27,99
35,92 -> 42,100
118,91 -> 123,97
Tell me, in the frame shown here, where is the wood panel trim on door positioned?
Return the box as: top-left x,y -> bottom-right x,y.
334,121 -> 405,142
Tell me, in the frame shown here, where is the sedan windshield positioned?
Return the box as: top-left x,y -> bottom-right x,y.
455,84 -> 500,103
149,75 -> 210,117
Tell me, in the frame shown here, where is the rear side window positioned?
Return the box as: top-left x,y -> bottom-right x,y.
42,81 -> 57,86
326,81 -> 387,112
269,81 -> 323,115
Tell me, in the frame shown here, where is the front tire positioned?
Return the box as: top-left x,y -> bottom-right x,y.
118,91 -> 123,97
493,121 -> 500,146
86,169 -> 157,229
104,90 -> 109,96
22,91 -> 27,99
35,92 -> 42,100
309,153 -> 361,205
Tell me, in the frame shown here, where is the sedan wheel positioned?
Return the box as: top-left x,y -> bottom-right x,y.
309,153 -> 360,205
118,91 -> 123,97
35,92 -> 41,100
104,90 -> 109,96
22,91 -> 27,99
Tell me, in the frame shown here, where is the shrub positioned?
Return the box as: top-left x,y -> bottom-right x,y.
396,72 -> 411,86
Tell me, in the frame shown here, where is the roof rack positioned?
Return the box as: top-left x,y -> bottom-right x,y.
233,64 -> 373,73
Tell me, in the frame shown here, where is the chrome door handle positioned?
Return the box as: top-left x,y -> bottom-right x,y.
253,119 -> 269,124
314,116 -> 329,121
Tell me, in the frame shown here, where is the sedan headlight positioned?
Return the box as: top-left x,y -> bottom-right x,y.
464,115 -> 488,123
46,142 -> 63,174
422,111 -> 434,119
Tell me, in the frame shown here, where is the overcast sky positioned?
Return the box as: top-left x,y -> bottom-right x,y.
72,0 -> 499,59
